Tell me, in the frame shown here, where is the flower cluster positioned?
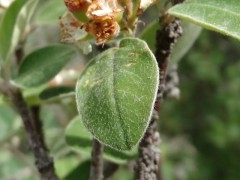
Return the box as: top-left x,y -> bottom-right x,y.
60,0 -> 155,48
61,0 -> 123,45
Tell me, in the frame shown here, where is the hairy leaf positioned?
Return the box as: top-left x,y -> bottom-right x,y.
13,45 -> 75,88
76,38 -> 159,150
168,0 -> 240,41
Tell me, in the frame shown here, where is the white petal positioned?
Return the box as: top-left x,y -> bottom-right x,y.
140,0 -> 155,10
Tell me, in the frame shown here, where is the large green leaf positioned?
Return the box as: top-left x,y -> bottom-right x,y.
168,0 -> 240,41
65,116 -> 137,164
76,38 -> 159,150
13,45 -> 75,88
0,0 -> 38,62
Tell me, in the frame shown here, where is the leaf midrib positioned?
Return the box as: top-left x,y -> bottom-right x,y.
110,50 -> 131,149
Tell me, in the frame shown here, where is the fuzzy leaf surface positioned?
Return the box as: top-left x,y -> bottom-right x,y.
76,38 -> 159,150
168,0 -> 240,41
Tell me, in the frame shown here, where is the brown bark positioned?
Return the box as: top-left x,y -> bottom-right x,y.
2,84 -> 59,180
134,17 -> 183,180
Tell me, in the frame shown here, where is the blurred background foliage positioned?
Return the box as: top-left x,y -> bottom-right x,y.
0,0 -> 240,179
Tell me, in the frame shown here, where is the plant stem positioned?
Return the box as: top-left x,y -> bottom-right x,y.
90,138 -> 104,180
30,106 -> 48,151
134,110 -> 161,180
5,85 -> 59,180
134,17 -> 182,180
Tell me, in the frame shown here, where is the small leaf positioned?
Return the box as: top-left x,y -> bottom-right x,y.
168,0 -> 240,41
76,38 -> 159,150
39,86 -> 75,100
35,0 -> 66,25
13,45 -> 75,88
65,116 -> 137,164
0,0 -> 38,62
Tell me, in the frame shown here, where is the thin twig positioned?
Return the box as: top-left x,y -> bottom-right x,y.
134,16 -> 183,180
1,84 -> 59,180
90,138 -> 104,180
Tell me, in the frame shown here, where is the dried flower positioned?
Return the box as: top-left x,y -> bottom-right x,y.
86,15 -> 120,44
60,12 -> 87,43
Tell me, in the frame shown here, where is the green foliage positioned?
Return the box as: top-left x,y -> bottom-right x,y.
39,86 -> 75,101
64,160 -> 91,180
65,116 -> 137,164
76,38 -> 159,150
168,0 -> 240,41
140,20 -> 160,51
0,0 -> 38,62
13,45 -> 75,88
55,156 -> 90,180
35,0 -> 66,25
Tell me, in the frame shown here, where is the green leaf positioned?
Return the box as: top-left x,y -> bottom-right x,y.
76,38 -> 159,150
64,160 -> 91,180
140,20 -> 160,51
35,0 -> 66,25
39,86 -> 75,101
13,45 -> 75,88
168,0 -> 240,41
65,116 -> 137,164
0,0 -> 38,62
55,156 -> 87,179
